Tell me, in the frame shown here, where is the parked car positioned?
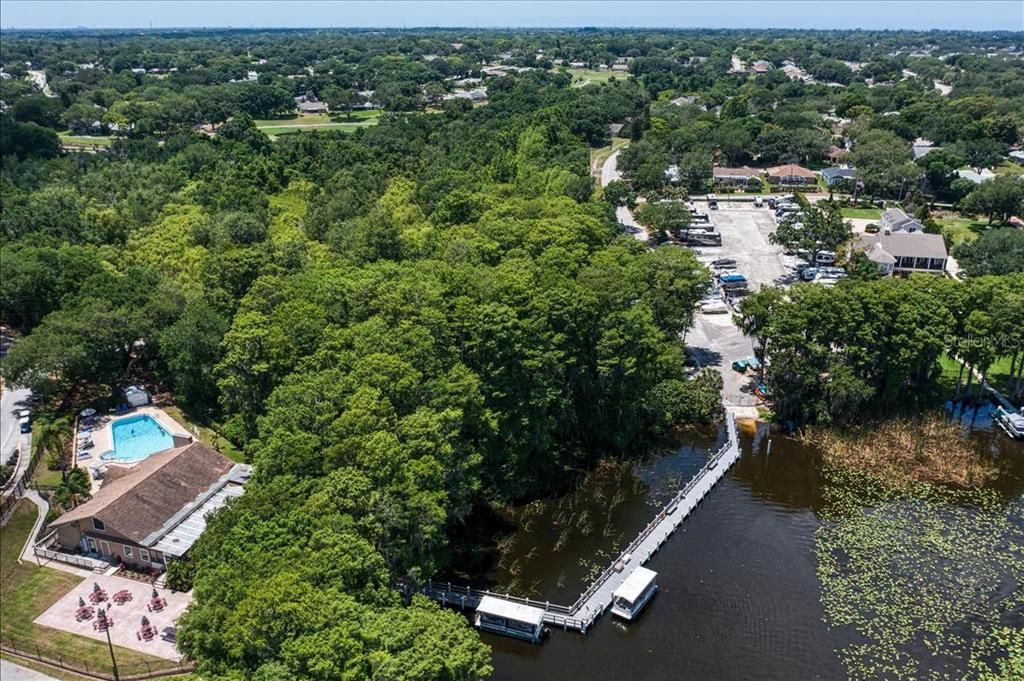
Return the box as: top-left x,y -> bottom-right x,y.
816,251 -> 836,265
711,258 -> 738,268
754,195 -> 764,207
801,267 -> 820,281
719,272 -> 747,284
707,194 -> 719,209
768,195 -> 794,209
701,300 -> 730,314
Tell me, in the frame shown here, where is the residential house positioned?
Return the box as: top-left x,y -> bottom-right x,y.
956,168 -> 997,184
295,96 -> 328,114
821,167 -> 857,187
671,95 -> 707,111
751,60 -> 773,73
858,232 -> 947,276
879,208 -> 923,234
713,166 -> 762,188
912,144 -> 941,160
48,442 -> 250,571
611,64 -> 629,72
765,164 -> 816,186
826,145 -> 848,164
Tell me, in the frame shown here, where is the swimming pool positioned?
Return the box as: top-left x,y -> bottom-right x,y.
101,414 -> 175,463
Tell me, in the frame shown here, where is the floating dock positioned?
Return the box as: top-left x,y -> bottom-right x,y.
422,410 -> 742,636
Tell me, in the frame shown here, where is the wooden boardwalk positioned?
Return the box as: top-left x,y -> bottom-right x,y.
422,410 -> 742,634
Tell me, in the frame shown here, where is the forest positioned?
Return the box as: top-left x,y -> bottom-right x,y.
1,27 -> 1023,681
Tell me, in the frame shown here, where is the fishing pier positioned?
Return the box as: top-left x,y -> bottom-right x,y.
422,410 -> 743,635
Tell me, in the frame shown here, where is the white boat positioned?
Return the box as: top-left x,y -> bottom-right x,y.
994,407 -> 1024,440
474,595 -> 546,642
611,566 -> 658,620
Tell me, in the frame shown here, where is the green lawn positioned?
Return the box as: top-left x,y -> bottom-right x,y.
939,352 -> 1019,400
163,405 -> 244,463
840,207 -> 882,220
564,68 -> 627,87
58,133 -> 114,147
991,160 -> 1024,177
255,110 -> 381,137
987,354 -> 1019,398
937,215 -> 988,247
0,501 -> 174,676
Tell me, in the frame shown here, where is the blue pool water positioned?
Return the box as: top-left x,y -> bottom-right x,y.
102,414 -> 175,463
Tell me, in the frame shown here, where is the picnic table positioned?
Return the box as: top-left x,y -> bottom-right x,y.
75,605 -> 95,621
93,615 -> 114,631
137,616 -> 157,641
113,589 -> 133,605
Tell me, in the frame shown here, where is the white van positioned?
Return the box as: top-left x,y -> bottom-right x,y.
816,251 -> 836,265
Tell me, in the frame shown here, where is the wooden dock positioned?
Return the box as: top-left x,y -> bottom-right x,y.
422,410 -> 742,634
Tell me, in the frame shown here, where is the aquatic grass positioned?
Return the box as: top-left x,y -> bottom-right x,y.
816,464 -> 1023,680
807,414 -> 998,491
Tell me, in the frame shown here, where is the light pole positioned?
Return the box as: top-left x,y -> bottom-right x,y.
97,605 -> 120,681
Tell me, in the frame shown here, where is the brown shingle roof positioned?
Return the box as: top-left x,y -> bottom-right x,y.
766,164 -> 816,179
713,166 -> 762,178
51,441 -> 234,544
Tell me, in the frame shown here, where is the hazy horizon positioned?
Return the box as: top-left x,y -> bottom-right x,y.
1,1 -> 1022,32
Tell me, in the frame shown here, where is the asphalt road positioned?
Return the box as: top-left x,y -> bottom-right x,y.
0,659 -> 60,681
2,385 -> 32,471
600,150 -> 648,241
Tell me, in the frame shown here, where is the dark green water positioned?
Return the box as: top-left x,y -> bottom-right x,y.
481,410 -> 1024,681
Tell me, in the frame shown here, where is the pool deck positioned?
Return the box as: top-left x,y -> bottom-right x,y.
75,407 -> 192,492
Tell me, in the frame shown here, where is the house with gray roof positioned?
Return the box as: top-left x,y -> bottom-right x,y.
821,167 -> 857,187
879,208 -> 923,234
858,232 -> 947,276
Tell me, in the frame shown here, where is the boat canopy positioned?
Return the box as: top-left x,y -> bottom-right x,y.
476,596 -> 545,627
613,566 -> 658,605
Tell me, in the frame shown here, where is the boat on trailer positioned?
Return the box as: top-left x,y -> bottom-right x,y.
474,595 -> 547,642
994,406 -> 1024,440
611,566 -> 659,621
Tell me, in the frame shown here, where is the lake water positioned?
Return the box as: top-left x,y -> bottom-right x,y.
479,408 -> 1024,681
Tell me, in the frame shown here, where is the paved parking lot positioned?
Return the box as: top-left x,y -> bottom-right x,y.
690,200 -> 798,288
687,200 -> 794,409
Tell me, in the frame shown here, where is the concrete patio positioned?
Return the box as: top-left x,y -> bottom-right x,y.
34,574 -> 190,661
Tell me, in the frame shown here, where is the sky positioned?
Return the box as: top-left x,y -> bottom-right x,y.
1,0 -> 1022,32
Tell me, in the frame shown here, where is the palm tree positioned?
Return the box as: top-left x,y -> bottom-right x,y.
37,416 -> 72,476
55,468 -> 91,509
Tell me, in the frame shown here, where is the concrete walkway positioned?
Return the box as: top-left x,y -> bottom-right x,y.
17,490 -> 97,578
